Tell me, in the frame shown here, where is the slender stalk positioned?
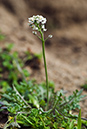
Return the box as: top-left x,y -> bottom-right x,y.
41,31 -> 49,110
28,15 -> 52,110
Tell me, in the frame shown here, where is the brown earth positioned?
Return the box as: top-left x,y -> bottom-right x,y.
0,0 -> 87,118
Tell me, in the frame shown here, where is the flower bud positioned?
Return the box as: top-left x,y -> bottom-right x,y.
48,35 -> 53,38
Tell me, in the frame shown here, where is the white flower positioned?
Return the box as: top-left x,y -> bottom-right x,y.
32,25 -> 38,30
42,24 -> 45,29
42,18 -> 47,24
36,20 -> 40,24
28,17 -> 34,24
32,31 -> 37,35
41,25 -> 47,31
38,16 -> 42,21
48,35 -> 53,38
43,28 -> 47,31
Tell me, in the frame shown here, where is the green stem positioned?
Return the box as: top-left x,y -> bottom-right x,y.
41,31 -> 49,110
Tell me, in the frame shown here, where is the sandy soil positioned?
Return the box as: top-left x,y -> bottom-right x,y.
0,0 -> 87,118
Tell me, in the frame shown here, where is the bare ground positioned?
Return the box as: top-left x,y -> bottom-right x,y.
0,0 -> 87,118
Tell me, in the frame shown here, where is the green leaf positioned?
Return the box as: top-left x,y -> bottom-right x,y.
21,114 -> 34,126
6,43 -> 14,51
23,69 -> 30,77
34,53 -> 42,60
28,94 -> 39,109
0,33 -> 5,40
78,109 -> 81,129
53,122 -> 58,129
68,120 -> 74,129
40,99 -> 46,106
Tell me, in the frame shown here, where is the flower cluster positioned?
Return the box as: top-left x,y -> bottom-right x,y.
28,15 -> 53,39
28,15 -> 47,33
